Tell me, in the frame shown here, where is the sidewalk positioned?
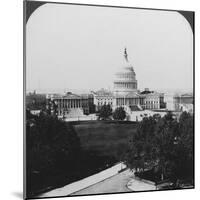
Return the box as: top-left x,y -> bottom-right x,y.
40,162 -> 126,197
72,169 -> 157,196
127,177 -> 156,191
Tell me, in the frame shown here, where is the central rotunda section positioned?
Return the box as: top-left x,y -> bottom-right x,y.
114,48 -> 138,95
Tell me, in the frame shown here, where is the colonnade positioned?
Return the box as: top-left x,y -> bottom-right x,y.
116,97 -> 141,106
114,82 -> 137,89
55,98 -> 83,109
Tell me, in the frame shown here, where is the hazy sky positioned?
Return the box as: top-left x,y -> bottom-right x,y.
26,3 -> 193,93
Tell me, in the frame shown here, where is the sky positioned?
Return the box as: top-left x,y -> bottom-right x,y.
26,3 -> 193,94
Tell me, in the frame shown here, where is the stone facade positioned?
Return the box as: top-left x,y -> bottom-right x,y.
92,89 -> 113,112
143,92 -> 165,110
46,92 -> 92,118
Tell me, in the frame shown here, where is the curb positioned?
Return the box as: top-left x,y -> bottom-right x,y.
134,176 -> 156,185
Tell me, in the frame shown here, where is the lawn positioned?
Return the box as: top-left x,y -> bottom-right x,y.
71,120 -> 138,160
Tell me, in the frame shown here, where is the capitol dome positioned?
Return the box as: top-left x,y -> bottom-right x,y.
114,48 -> 138,95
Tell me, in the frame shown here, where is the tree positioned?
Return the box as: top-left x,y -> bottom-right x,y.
124,111 -> 194,186
26,114 -> 81,196
124,116 -> 157,172
98,104 -> 112,120
45,99 -> 58,117
173,112 -> 194,182
26,93 -> 46,111
153,112 -> 179,181
113,107 -> 126,120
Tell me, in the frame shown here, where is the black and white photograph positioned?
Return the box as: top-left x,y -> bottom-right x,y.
24,1 -> 194,199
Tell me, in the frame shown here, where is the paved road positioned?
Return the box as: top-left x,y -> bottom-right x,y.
71,169 -> 134,196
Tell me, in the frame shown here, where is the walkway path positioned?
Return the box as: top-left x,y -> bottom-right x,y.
40,163 -> 156,198
72,170 -> 156,196
71,169 -> 134,196
127,178 -> 156,191
40,162 -> 126,198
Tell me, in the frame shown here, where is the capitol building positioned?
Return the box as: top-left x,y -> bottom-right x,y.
46,48 -> 165,119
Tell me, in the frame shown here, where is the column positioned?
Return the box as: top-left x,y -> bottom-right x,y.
66,99 -> 68,108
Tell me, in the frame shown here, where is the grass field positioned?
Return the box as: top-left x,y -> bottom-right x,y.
71,121 -> 138,159
29,120 -> 138,197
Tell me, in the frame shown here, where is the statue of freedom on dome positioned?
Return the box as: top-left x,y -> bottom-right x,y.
124,47 -> 128,62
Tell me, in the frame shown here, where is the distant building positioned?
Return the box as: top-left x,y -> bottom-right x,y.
46,49 -> 166,119
46,92 -> 94,118
92,89 -> 113,112
142,90 -> 165,110
165,93 -> 193,113
174,93 -> 193,113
